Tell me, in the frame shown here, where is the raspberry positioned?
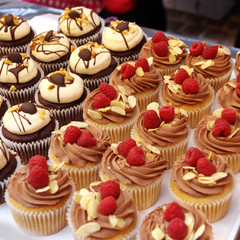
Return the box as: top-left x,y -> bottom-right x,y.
197,157 -> 216,176
98,196 -> 117,216
143,110 -> 161,129
182,78 -> 199,94
152,31 -> 168,44
159,106 -> 174,123
121,63 -> 135,79
92,93 -> 111,109
236,73 -> 240,83
27,166 -> 49,189
174,68 -> 190,84
236,83 -> 240,97
153,41 -> 168,57
99,82 -> 117,100
135,58 -> 150,72
100,180 -> 120,199
185,147 -> 205,167
64,126 -> 82,144
163,202 -> 185,221
221,108 -> 236,124
28,155 -> 48,171
202,46 -> 218,59
117,138 -> 136,157
189,41 -> 203,56
126,146 -> 146,166
212,118 -> 231,137
77,130 -> 96,147
167,218 -> 188,240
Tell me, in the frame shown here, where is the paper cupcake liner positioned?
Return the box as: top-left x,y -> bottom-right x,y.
84,106 -> 140,143
158,60 -> 185,77
0,120 -> 59,165
67,199 -> 138,240
113,52 -> 140,65
49,150 -> 101,191
0,42 -> 29,56
0,66 -> 44,106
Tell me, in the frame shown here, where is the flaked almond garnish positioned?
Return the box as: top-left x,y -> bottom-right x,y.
168,39 -> 179,47
224,86 -> 230,93
180,109 -> 188,117
39,109 -> 45,119
183,166 -> 195,170
48,161 -> 64,172
50,180 -> 58,194
193,224 -> 206,240
183,172 -> 196,180
160,121 -> 165,128
9,85 -> 16,91
227,128 -> 240,139
211,172 -> 227,181
76,222 -> 101,237
201,60 -> 214,70
162,124 -> 171,128
128,96 -> 136,108
172,46 -> 182,55
109,215 -> 117,227
146,152 -> 154,160
116,218 -> 126,228
164,75 -> 171,83
136,67 -> 145,77
217,47 -> 225,56
207,120 -> 215,131
67,121 -> 88,129
148,128 -> 159,132
151,226 -> 164,240
194,61 -> 205,66
223,47 -> 231,55
116,65 -> 121,71
111,143 -> 118,154
228,81 -> 237,88
184,212 -> 195,239
36,185 -> 50,193
207,151 -> 212,160
198,176 -> 215,184
98,107 -> 111,112
169,54 -> 176,63
125,162 -> 130,167
88,109 -> 102,120
111,106 -> 126,115
3,59 -> 13,65
146,144 -> 160,154
110,100 -> 125,109
90,181 -> 101,187
118,85 -> 129,96
180,65 -> 194,76
213,108 -> 223,118
147,57 -> 153,66
48,84 -> 55,90
147,102 -> 159,111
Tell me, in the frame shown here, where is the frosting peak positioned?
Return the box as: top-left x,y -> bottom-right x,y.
0,140 -> 10,170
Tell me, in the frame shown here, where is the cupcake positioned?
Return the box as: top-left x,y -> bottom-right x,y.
160,65 -> 214,128
49,121 -> 110,190
5,155 -> 73,235
0,14 -> 34,56
68,41 -> 117,91
186,41 -> 233,92
140,31 -> 188,76
0,139 -> 20,204
29,30 -> 73,75
235,50 -> 240,76
132,102 -> 189,168
140,201 -> 212,240
0,52 -> 43,105
58,6 -> 103,47
100,138 -> 168,210
83,82 -> 139,143
102,20 -> 147,64
35,68 -> 89,127
194,108 -> 240,173
0,94 -> 10,123
0,102 -> 57,164
110,57 -> 162,111
170,147 -> 234,223
67,180 -> 137,240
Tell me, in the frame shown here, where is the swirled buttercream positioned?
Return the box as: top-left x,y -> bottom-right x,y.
0,140 -> 10,170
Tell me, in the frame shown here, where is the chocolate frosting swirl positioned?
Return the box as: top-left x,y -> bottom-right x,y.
140,203 -> 212,240
101,148 -> 168,186
7,165 -> 73,208
172,153 -> 233,198
195,113 -> 240,154
71,185 -> 136,239
50,124 -> 110,167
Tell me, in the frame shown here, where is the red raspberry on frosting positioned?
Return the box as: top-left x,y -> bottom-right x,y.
27,165 -> 49,189
174,68 -> 190,84
100,180 -> 120,199
117,138 -> 136,157
135,58 -> 150,72
221,108 -> 236,124
182,78 -> 199,94
77,130 -> 96,147
121,63 -> 135,79
236,83 -> 240,97
159,105 -> 174,123
189,41 -> 203,56
99,82 -> 117,100
92,93 -> 111,109
98,196 -> 117,216
64,126 -> 82,144
212,118 -> 231,137
202,45 -> 218,59
197,157 -> 216,176
28,155 -> 48,171
167,218 -> 188,240
236,73 -> 240,83
163,202 -> 185,221
126,146 -> 146,166
152,31 -> 168,44
143,110 -> 161,129
185,147 -> 205,167
153,41 -> 168,57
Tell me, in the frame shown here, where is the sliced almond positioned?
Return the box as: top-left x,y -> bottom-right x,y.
87,198 -> 99,220
76,222 -> 101,237
198,176 -> 215,184
180,65 -> 194,76
146,144 -> 160,154
146,152 -> 154,160
111,106 -> 126,115
227,128 -> 240,139
127,61 -> 135,67
151,227 -> 164,240
217,47 -> 225,56
162,124 -> 171,128
194,61 -> 205,66
168,39 -> 179,47
147,57 -> 153,66
48,161 -> 64,172
109,215 -> 118,227
9,85 -> 16,91
111,143 -> 119,154
116,65 -> 121,71
118,85 -> 129,96
98,107 -> 111,112
182,166 -> 195,170
213,108 -> 223,118
173,46 -> 182,55
36,185 -> 50,193
174,108 -> 180,114
228,81 -> 237,88
136,67 -> 145,77
223,47 -> 231,55
88,109 -> 102,120
128,95 -> 136,108
164,75 -> 171,82
193,224 -> 205,240
207,151 -> 212,160
211,172 -> 227,181
224,86 -> 230,93
68,121 -> 88,129
180,109 -> 188,117
147,102 -> 159,111
184,212 -> 195,239
207,120 -> 215,131
148,128 -> 159,132
50,180 -> 58,194
110,100 -> 125,109
169,54 -> 176,63
201,60 -> 214,69
183,172 -> 196,180
80,192 -> 95,210
73,192 -> 82,203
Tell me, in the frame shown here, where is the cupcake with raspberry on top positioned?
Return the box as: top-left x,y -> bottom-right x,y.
140,31 -> 188,76
186,41 -> 233,92
160,65 -> 214,128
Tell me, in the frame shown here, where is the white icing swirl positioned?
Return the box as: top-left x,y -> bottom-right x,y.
39,71 -> 84,103
3,104 -> 51,135
59,7 -> 101,37
102,21 -> 144,51
0,140 -> 10,170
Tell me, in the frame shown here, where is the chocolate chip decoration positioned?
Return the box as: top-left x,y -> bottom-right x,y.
50,73 -> 65,85
78,49 -> 91,61
69,10 -> 81,19
116,21 -> 129,32
5,14 -> 14,26
19,102 -> 37,114
8,52 -> 22,64
44,30 -> 54,42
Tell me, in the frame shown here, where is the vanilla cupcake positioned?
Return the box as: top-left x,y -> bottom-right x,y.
69,41 -> 117,91
58,6 -> 103,47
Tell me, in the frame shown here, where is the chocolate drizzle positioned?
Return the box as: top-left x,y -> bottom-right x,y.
0,140 -> 9,162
